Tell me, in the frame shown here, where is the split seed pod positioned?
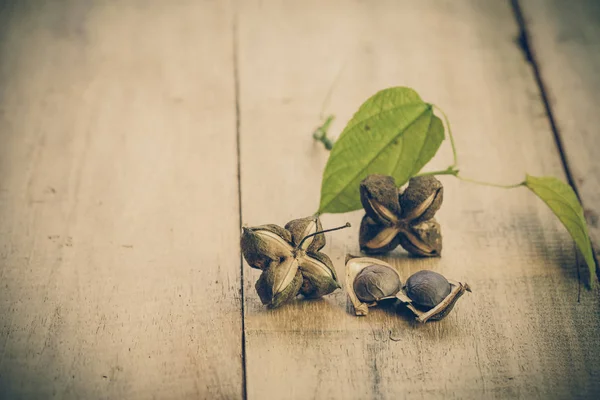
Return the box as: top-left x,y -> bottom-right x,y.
396,270 -> 471,323
241,216 -> 349,308
397,219 -> 442,257
359,175 -> 443,257
360,174 -> 402,226
345,255 -> 402,316
400,176 -> 443,224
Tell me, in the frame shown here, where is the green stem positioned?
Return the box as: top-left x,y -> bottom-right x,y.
417,167 -> 459,177
320,115 -> 335,134
455,175 -> 525,189
432,104 -> 458,168
319,61 -> 347,120
418,165 -> 524,189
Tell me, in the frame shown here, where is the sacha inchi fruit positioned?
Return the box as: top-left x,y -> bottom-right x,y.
359,174 -> 443,257
241,216 -> 350,309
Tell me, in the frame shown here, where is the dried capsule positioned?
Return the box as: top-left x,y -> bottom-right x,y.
356,174 -> 444,257
360,175 -> 401,226
285,216 -> 325,252
405,270 -> 451,309
400,176 -> 443,224
241,225 -> 293,270
397,219 -> 442,257
298,251 -> 340,299
255,262 -> 304,308
359,215 -> 402,255
353,264 -> 402,302
241,217 -> 350,309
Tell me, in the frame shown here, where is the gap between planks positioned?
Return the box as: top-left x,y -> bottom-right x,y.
510,0 -> 600,281
232,3 -> 249,399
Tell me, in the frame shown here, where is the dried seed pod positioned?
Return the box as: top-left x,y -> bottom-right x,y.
396,270 -> 471,323
241,225 -> 293,270
285,216 -> 325,252
356,174 -> 445,257
353,265 -> 402,302
400,176 -> 443,223
397,219 -> 442,257
298,251 -> 340,299
359,215 -> 401,254
345,255 -> 402,316
255,263 -> 304,308
405,270 -> 450,309
241,217 -> 350,309
359,175 -> 401,226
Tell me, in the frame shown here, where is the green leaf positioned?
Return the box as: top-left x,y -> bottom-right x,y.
524,175 -> 596,286
318,87 -> 445,214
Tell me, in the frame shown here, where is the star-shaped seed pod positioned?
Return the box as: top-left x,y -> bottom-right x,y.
359,174 -> 443,257
241,217 -> 350,309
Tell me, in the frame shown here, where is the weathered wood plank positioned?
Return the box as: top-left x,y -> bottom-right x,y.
0,1 -> 242,399
238,0 -> 600,399
519,0 -> 600,266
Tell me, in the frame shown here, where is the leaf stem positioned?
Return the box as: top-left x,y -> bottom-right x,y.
417,167 -> 459,177
319,61 -> 347,120
455,174 -> 525,189
432,104 -> 458,168
418,166 -> 524,188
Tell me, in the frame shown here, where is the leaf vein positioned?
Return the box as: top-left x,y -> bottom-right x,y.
320,107 -> 431,212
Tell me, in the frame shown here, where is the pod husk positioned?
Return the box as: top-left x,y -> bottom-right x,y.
285,216 -> 325,252
359,175 -> 402,226
241,225 -> 293,269
396,280 -> 471,322
298,251 -> 340,298
399,176 -> 443,224
397,219 -> 442,257
255,267 -> 304,309
359,215 -> 401,255
345,255 -> 401,316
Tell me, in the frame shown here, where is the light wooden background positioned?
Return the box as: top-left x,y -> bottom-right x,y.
1,1 -> 599,399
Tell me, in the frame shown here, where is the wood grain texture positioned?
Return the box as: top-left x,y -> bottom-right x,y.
0,1 -> 242,399
519,0 -> 600,267
238,0 -> 600,399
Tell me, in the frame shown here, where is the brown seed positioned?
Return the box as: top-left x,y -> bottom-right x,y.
405,270 -> 451,309
353,264 -> 402,302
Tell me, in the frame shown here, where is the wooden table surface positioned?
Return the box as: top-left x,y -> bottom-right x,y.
1,1 -> 599,399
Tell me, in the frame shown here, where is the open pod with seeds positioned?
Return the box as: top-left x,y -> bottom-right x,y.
345,256 -> 471,322
359,174 -> 443,257
241,216 -> 350,309
345,255 -> 402,316
395,270 -> 471,323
